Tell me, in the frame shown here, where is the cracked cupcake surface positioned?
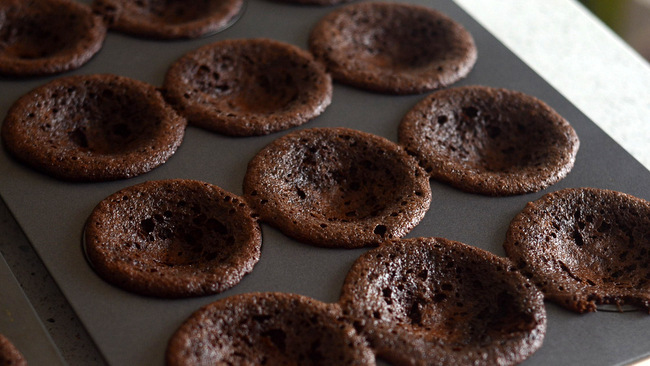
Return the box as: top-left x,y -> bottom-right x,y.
504,188 -> 650,313
166,292 -> 375,365
164,38 -> 332,136
92,0 -> 243,39
243,127 -> 431,248
1,74 -> 187,182
399,86 -> 579,196
83,179 -> 262,298
0,0 -> 106,76
340,237 -> 546,366
308,2 -> 476,94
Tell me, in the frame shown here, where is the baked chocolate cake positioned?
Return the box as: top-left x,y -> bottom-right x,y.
164,38 -> 332,136
243,127 -> 431,248
340,237 -> 546,365
504,187 -> 650,313
92,0 -> 243,39
84,179 -> 262,298
166,292 -> 375,365
0,334 -> 26,366
273,0 -> 354,6
0,0 -> 106,76
308,2 -> 477,94
1,74 -> 187,182
399,86 -> 579,195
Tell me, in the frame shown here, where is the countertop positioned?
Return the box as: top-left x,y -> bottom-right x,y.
0,0 -> 648,365
455,0 -> 650,171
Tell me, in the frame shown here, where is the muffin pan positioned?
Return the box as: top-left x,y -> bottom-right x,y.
0,0 -> 649,365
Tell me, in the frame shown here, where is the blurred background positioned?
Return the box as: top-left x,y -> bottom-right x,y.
579,0 -> 650,60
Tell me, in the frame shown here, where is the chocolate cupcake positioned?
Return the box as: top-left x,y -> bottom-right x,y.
273,0 -> 353,6
504,188 -> 650,313
166,292 -> 375,365
92,0 -> 243,39
1,74 -> 186,182
340,237 -> 546,366
243,127 -> 431,248
308,2 -> 477,94
0,334 -> 26,366
83,179 -> 262,298
399,86 -> 579,196
0,0 -> 106,77
164,38 -> 332,136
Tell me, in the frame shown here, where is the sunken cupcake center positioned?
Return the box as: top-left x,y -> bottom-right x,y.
115,192 -> 250,268
222,302 -> 365,363
342,11 -> 450,70
375,256 -> 537,345
33,85 -> 164,155
134,201 -> 238,267
286,140 -> 406,221
190,52 -> 311,114
537,196 -> 650,288
130,0 -> 217,24
0,8 -> 90,59
430,105 -> 559,173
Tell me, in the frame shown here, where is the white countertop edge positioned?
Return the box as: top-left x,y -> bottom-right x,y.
454,0 -> 650,171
